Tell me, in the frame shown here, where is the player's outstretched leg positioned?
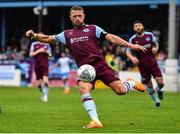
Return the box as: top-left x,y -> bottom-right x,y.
109,78 -> 145,95
126,78 -> 146,92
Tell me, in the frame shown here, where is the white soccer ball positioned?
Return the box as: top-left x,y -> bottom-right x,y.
77,64 -> 96,82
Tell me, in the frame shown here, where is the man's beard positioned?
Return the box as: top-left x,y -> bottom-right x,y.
136,29 -> 143,36
72,22 -> 83,28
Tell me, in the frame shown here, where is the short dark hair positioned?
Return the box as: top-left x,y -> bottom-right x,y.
70,5 -> 84,13
133,20 -> 143,25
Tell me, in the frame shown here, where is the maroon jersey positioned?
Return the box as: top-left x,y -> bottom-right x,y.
129,32 -> 158,68
30,42 -> 51,79
129,32 -> 162,81
30,41 -> 51,67
54,24 -> 105,68
54,24 -> 119,85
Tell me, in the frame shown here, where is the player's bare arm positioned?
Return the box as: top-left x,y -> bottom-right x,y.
29,47 -> 47,57
26,30 -> 56,44
105,33 -> 147,52
49,62 -> 59,71
152,42 -> 159,54
126,50 -> 139,65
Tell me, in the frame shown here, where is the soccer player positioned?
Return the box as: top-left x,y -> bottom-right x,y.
26,6 -> 147,128
29,40 -> 51,102
126,20 -> 164,108
50,52 -> 72,94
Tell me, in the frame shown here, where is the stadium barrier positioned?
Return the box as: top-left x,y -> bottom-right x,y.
0,67 -> 21,86
0,68 -> 179,92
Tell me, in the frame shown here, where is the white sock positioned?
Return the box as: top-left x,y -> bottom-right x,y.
147,87 -> 160,104
42,85 -> 49,97
81,93 -> 98,120
122,80 -> 135,93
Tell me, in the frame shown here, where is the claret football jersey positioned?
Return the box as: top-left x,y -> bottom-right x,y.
53,24 -> 106,67
128,32 -> 158,67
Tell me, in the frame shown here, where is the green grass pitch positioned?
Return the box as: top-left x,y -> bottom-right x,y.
0,86 -> 180,133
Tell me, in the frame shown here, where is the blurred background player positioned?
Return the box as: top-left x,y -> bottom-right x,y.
126,20 -> 164,108
26,6 -> 147,128
29,37 -> 52,102
50,52 -> 72,94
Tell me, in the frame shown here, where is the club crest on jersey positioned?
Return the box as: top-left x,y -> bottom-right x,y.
146,37 -> 151,41
83,28 -> 90,32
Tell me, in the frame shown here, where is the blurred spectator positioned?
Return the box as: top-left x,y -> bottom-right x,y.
64,47 -> 72,58
11,47 -> 20,60
5,45 -> 12,60
156,50 -> 167,72
152,29 -> 161,43
54,44 -> 61,60
20,35 -> 30,51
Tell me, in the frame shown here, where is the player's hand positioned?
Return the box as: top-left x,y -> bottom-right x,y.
26,30 -> 35,39
131,57 -> 139,65
131,44 -> 147,52
45,50 -> 51,56
37,47 -> 46,53
152,47 -> 158,54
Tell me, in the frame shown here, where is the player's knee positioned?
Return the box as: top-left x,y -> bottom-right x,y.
78,82 -> 93,95
78,85 -> 89,94
146,82 -> 153,88
79,88 -> 89,95
113,87 -> 126,95
158,81 -> 164,89
155,77 -> 164,88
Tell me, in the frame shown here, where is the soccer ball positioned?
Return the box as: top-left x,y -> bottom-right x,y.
77,64 -> 96,82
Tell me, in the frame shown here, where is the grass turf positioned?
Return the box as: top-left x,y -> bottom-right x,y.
0,86 -> 180,133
